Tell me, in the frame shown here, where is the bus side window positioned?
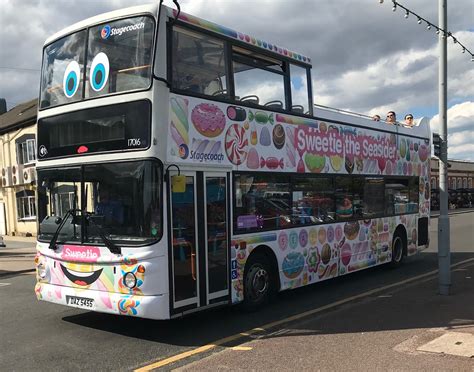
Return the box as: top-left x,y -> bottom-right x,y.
171,26 -> 227,97
290,64 -> 310,115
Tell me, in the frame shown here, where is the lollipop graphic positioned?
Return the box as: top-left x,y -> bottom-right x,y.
225,124 -> 249,165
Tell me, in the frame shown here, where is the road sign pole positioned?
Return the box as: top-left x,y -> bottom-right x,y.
438,0 -> 450,295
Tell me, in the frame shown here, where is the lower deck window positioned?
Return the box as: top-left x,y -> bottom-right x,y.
234,172 -> 419,233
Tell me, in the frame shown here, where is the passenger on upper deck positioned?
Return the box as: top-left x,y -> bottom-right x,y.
386,111 -> 397,124
404,114 -> 414,127
372,114 -> 381,121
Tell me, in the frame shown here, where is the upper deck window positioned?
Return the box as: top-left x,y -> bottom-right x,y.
40,16 -> 155,109
40,31 -> 86,108
171,26 -> 228,97
232,47 -> 285,108
86,16 -> 155,98
290,64 -> 310,114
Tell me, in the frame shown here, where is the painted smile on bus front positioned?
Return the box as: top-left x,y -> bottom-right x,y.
60,264 -> 103,286
37,160 -> 163,247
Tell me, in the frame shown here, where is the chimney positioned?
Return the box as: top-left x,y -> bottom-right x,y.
0,99 -> 6,115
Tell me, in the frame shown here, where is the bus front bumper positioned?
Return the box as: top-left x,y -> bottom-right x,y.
35,282 -> 170,320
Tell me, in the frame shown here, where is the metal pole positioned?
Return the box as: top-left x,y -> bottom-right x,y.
438,0 -> 450,295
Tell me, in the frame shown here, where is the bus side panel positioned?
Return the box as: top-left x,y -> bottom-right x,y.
230,215 -> 423,303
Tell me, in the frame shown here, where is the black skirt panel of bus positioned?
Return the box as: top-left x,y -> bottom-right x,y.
418,217 -> 429,246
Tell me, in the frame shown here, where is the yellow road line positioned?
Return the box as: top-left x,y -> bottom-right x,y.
135,257 -> 474,371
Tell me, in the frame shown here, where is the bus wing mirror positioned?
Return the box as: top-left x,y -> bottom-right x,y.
171,175 -> 186,193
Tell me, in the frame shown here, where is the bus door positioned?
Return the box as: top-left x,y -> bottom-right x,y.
169,171 -> 229,313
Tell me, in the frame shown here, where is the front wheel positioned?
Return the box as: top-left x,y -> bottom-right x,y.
243,253 -> 274,311
389,233 -> 406,268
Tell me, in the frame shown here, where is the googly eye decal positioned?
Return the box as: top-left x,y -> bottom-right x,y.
63,61 -> 81,98
90,52 -> 109,92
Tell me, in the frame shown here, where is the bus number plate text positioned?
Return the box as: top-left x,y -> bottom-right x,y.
66,295 -> 95,309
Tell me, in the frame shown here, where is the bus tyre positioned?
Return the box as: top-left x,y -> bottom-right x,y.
243,253 -> 274,311
390,232 -> 406,268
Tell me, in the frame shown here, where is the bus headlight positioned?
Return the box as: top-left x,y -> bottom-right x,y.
123,272 -> 137,288
38,263 -> 47,279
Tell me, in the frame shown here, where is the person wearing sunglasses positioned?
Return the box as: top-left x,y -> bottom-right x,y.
386,111 -> 397,124
404,114 -> 414,127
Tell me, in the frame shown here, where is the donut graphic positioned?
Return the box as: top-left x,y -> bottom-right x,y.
225,124 -> 248,165
191,103 -> 226,138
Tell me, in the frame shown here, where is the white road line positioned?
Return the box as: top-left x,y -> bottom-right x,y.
0,283 -> 12,287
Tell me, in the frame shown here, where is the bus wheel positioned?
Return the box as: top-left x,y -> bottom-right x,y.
243,253 -> 273,311
390,232 -> 405,268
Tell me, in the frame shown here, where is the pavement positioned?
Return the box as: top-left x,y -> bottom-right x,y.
176,258 -> 474,371
0,235 -> 37,278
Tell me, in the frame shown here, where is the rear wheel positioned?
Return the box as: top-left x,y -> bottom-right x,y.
390,232 -> 406,268
243,253 -> 274,311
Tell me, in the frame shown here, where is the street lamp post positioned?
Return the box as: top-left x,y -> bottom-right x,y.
438,0 -> 450,295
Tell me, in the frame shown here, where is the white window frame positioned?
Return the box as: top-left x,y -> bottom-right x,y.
16,195 -> 36,221
17,138 -> 36,165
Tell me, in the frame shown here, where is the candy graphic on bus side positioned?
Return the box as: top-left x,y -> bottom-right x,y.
330,155 -> 343,171
344,221 -> 360,240
272,124 -> 285,149
249,110 -> 274,125
259,126 -> 271,146
191,103 -> 226,137
340,243 -> 352,266
250,123 -> 258,145
170,97 -> 189,146
260,156 -> 284,169
345,155 -> 354,174
225,124 -> 248,165
285,127 -> 296,168
306,246 -> 320,273
278,231 -> 288,251
304,153 -> 325,173
246,147 -> 259,169
227,106 -> 246,121
282,252 -> 305,279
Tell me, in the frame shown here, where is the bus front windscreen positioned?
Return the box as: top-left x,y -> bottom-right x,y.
37,160 -> 162,246
40,15 -> 155,109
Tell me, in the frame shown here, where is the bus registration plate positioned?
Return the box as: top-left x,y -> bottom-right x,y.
66,295 -> 95,309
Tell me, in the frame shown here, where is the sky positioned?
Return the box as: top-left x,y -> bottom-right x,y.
0,0 -> 473,160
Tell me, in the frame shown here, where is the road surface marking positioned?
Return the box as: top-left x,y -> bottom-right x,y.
0,283 -> 11,287
135,257 -> 474,371
231,346 -> 253,351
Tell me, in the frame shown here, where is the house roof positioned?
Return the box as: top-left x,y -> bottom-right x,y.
0,99 -> 37,134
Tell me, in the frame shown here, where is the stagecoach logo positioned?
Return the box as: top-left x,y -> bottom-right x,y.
101,25 -> 111,39
178,144 -> 189,159
100,22 -> 145,39
39,145 -> 48,158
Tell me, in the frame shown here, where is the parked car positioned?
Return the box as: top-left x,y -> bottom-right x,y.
0,236 -> 5,247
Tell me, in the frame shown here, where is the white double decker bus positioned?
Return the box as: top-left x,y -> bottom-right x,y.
35,3 -> 431,319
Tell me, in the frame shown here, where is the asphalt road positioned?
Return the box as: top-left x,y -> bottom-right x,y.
0,212 -> 472,371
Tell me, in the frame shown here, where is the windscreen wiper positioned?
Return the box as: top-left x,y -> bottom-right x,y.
48,208 -> 79,250
84,212 -> 121,255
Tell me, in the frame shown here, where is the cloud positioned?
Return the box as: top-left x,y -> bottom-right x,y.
0,0 -> 473,159
430,101 -> 474,160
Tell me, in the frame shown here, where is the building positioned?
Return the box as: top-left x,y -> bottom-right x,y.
430,158 -> 474,190
0,99 -> 38,236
